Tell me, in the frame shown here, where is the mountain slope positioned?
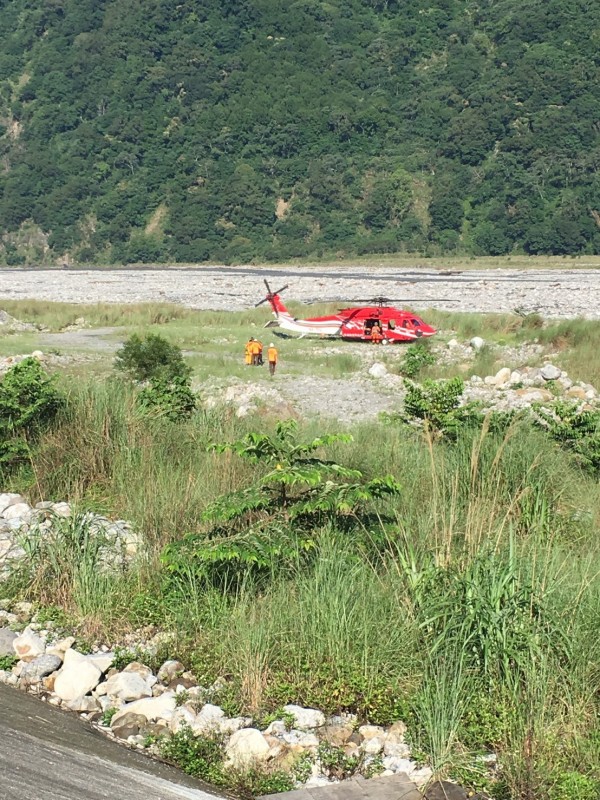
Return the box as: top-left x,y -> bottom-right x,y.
0,0 -> 599,264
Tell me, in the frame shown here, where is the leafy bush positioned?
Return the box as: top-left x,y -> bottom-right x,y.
400,343 -> 436,379
0,357 -> 64,472
534,400 -> 600,473
402,377 -> 479,437
137,374 -> 196,421
159,725 -> 227,786
114,333 -> 190,382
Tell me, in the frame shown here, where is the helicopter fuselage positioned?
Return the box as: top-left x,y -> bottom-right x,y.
266,294 -> 436,341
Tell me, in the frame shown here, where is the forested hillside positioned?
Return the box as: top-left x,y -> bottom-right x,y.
1,0 -> 599,265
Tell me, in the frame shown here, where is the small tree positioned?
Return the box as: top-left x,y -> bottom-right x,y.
114,333 -> 190,382
115,333 -> 195,421
163,420 -> 401,579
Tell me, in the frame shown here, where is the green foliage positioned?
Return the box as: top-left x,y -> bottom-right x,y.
163,420 -> 401,581
114,334 -> 195,421
159,725 -> 295,797
401,545 -> 565,684
0,654 -> 17,671
399,343 -> 436,379
0,357 -> 63,472
401,377 -> 479,437
159,725 -> 227,786
114,334 -> 190,383
137,374 -> 196,421
534,400 -> 600,473
1,0 -> 599,262
549,772 -> 600,800
101,707 -> 118,727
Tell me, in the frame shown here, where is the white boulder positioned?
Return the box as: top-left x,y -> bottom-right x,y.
12,627 -> 45,662
368,362 -> 388,379
225,728 -> 270,767
283,704 -> 325,730
103,671 -> 153,702
492,367 -> 511,387
0,494 -> 23,515
53,650 -> 103,701
111,692 -> 177,726
3,503 -> 31,520
192,703 -> 225,735
169,706 -> 197,733
469,337 -> 485,351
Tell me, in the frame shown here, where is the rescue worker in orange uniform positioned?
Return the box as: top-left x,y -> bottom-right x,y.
244,338 -> 254,365
267,343 -> 278,375
256,340 -> 264,366
250,338 -> 262,366
371,323 -> 383,344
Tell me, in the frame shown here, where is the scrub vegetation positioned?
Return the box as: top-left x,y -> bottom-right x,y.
0,0 -> 599,265
2,302 -> 600,799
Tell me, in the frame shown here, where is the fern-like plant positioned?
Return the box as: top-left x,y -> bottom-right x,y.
163,420 -> 400,580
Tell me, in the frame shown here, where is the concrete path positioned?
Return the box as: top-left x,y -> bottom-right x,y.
259,773 -> 423,800
0,684 -> 225,800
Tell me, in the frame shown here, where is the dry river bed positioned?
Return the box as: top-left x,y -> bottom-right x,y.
0,265 -> 599,317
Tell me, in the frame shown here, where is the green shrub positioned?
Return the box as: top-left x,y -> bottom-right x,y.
137,374 -> 196,421
400,342 -> 436,379
402,377 -> 479,437
163,420 -> 401,582
0,654 -> 17,671
0,357 -> 64,472
534,400 -> 600,474
114,333 -> 191,382
159,725 -> 227,786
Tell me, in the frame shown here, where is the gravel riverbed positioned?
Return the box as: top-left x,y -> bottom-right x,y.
0,265 -> 599,318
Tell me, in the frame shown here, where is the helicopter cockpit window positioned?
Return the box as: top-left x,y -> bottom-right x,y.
402,320 -> 410,328
411,319 -> 422,326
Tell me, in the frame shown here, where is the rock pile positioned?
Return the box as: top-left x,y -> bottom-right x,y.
203,380 -> 295,418
0,310 -> 39,334
0,351 -> 46,376
464,363 -> 597,412
0,610 -> 433,791
0,494 -> 140,577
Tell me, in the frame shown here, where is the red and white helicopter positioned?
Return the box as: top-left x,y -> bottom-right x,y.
256,280 -> 438,343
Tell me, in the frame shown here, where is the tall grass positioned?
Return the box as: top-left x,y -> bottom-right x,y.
6,381 -> 600,797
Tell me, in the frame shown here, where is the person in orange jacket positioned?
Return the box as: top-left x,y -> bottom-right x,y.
256,339 -> 264,366
371,323 -> 383,344
249,338 -> 261,366
244,338 -> 254,365
267,343 -> 278,375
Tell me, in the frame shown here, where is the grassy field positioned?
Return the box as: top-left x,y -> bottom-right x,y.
4,299 -> 600,388
2,302 -> 600,799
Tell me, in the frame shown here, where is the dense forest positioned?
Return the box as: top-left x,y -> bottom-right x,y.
0,0 -> 599,265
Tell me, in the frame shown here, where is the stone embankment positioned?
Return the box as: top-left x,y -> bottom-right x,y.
0,605 -> 433,793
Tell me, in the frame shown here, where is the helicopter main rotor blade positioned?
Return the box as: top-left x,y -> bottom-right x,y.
256,280 -> 289,307
339,298 -> 454,304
